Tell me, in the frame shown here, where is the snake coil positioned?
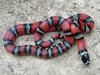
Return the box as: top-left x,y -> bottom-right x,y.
3,13 -> 94,65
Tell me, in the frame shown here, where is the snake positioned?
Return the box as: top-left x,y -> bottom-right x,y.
3,13 -> 94,65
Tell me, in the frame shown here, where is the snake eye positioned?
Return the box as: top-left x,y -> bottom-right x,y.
81,52 -> 90,65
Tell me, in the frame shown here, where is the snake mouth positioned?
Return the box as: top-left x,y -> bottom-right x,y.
84,61 -> 90,65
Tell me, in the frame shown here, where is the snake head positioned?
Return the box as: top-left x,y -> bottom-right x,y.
80,51 -> 90,65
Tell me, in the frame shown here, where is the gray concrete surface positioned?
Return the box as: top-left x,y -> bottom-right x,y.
0,0 -> 100,75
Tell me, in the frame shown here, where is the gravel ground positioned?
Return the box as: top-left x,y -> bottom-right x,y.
0,0 -> 100,75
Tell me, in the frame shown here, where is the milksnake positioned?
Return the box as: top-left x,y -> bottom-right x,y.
3,13 -> 94,65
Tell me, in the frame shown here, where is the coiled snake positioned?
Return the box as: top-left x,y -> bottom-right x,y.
3,13 -> 94,65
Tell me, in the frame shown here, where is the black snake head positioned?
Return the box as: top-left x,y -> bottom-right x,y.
80,51 -> 90,65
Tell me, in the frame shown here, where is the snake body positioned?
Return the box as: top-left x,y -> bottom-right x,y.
3,13 -> 94,65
